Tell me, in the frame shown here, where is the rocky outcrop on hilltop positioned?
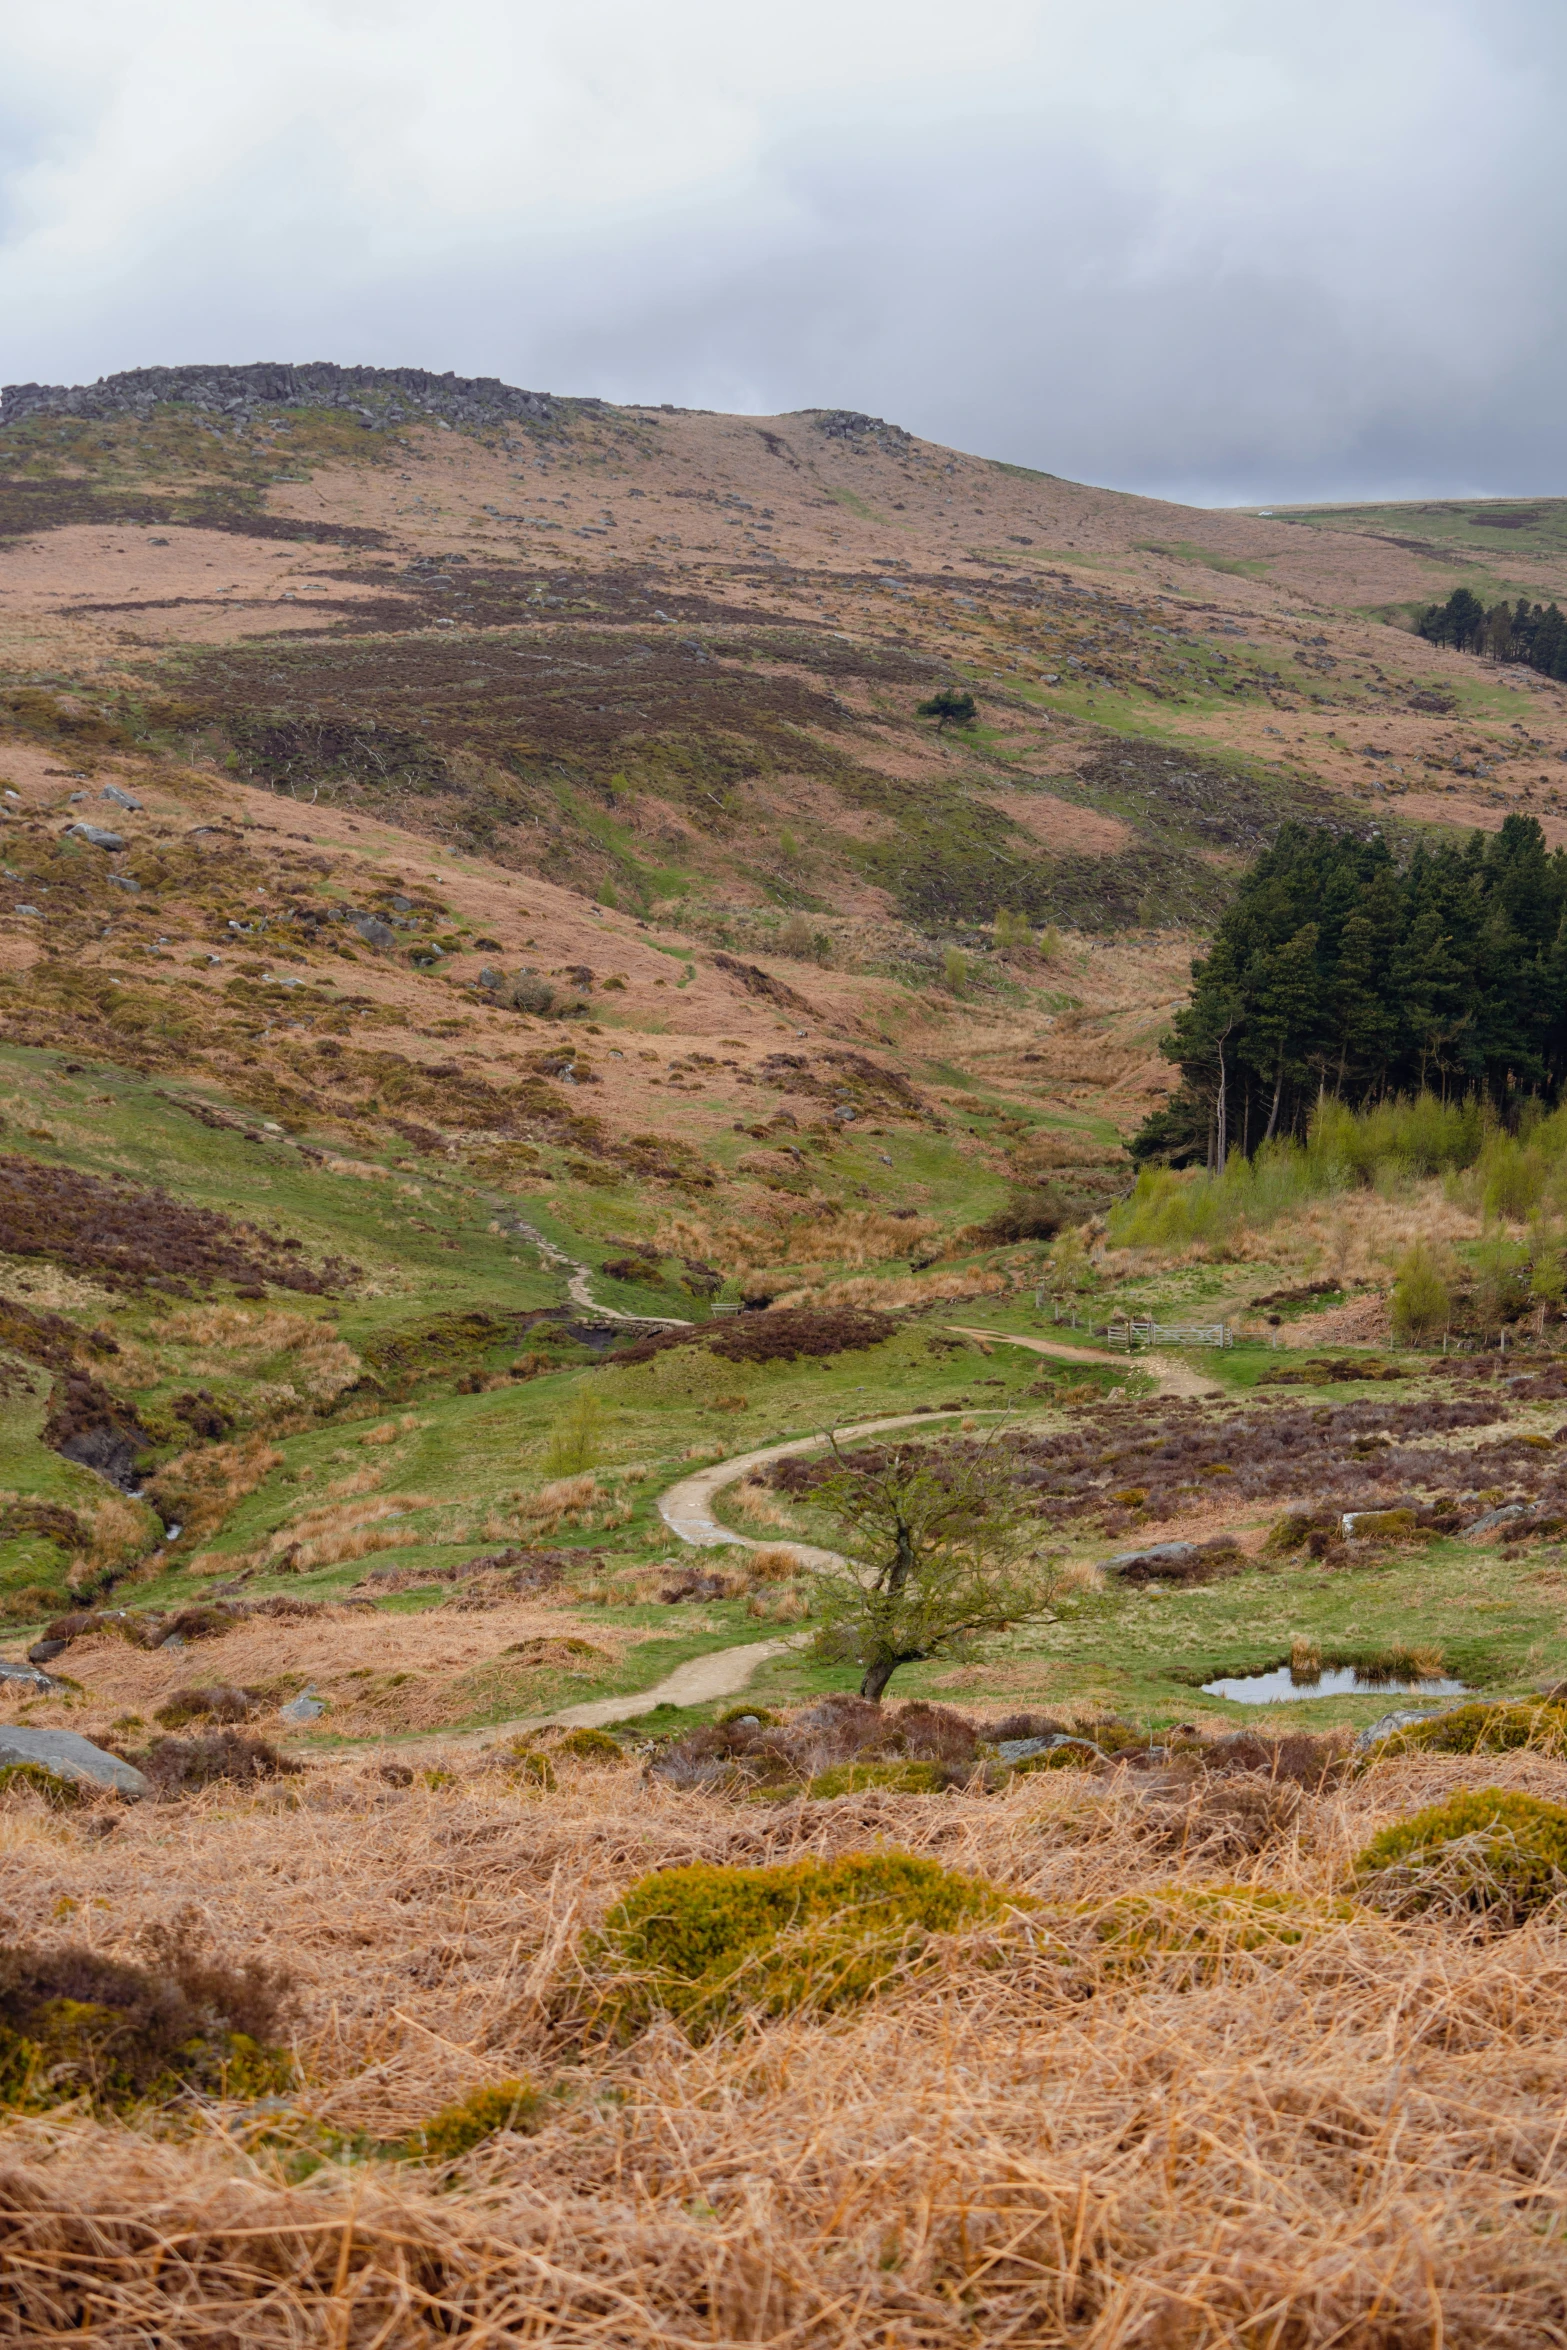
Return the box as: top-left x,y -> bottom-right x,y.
0,362 -> 565,431
799,409 -> 913,449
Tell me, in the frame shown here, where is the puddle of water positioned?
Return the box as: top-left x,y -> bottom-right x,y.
1202,1665 -> 1471,1705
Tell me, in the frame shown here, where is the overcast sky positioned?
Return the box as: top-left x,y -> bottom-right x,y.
2,0 -> 1563,505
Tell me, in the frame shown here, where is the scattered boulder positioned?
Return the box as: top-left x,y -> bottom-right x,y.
64,823 -> 126,851
99,784 -> 143,811
1108,1537 -> 1243,1586
1462,1502 -> 1530,1538
0,1659 -> 66,1695
0,1727 -> 148,1797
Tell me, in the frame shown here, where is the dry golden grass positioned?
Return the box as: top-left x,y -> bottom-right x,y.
785,1266 -> 1011,1311
654,1204 -> 939,1277
8,1746 -> 1567,2340
162,1304 -> 361,1401
0,1596 -> 619,1741
150,1436 -> 285,1555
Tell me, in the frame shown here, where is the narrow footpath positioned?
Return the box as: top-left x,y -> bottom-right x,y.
435,1329 -> 1219,1741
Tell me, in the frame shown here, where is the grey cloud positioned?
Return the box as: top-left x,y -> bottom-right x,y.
3,1 -> 1566,502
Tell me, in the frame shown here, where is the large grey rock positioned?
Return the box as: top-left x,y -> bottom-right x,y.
1355,1704 -> 1464,1753
280,1687 -> 325,1723
100,784 -> 143,811
66,823 -> 126,851
0,1659 -> 66,1694
0,1726 -> 147,1796
1462,1503 -> 1528,1538
1106,1541 -> 1197,1573
351,913 -> 396,950
996,1733 -> 1102,1764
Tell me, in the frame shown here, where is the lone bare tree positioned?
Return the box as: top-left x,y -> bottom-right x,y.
804,1430 -> 1057,1701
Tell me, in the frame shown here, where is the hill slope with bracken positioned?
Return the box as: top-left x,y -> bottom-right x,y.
10,369 -> 1567,2348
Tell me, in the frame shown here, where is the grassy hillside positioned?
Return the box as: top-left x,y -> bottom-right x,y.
6,377 -> 1567,2345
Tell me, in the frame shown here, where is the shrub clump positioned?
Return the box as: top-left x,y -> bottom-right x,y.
609,1306 -> 895,1373
1367,1701 -> 1567,1759
153,1684 -> 264,1730
1353,1788 -> 1567,1923
0,1153 -> 338,1295
0,1912 -> 293,2112
577,1852 -> 1004,2040
1076,1886 -> 1354,1983
651,1694 -> 979,1796
554,1727 -> 625,1766
804,1760 -> 956,1799
134,1730 -> 302,1795
495,1739 -> 557,1789
415,2078 -> 543,2162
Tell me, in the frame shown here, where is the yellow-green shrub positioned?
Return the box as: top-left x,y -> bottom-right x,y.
416,2078 -> 542,2162
1368,1701 -> 1567,1759
555,1727 -> 625,1766
501,1744 -> 557,1790
579,1853 -> 1004,2040
1353,1788 -> 1567,1922
805,1760 -> 951,1799
1078,1886 -> 1354,1983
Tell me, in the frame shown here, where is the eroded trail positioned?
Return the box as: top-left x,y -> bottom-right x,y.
943,1325 -> 1221,1398
449,1338 -> 1208,1739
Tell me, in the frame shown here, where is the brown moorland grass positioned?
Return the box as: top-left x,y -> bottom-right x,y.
6,1747 -> 1567,2340
0,1598 -> 624,1741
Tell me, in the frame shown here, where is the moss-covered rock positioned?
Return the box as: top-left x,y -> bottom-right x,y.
1367,1701 -> 1567,1759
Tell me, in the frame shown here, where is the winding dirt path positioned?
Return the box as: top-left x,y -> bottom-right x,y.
439,1334 -> 1216,1741
943,1325 -> 1221,1398
437,1636 -> 800,1748
500,1212 -> 691,1326
657,1409 -> 981,1560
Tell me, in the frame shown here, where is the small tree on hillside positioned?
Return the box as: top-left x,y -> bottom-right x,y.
804,1432 -> 1056,1701
1390,1240 -> 1451,1344
916,687 -> 977,731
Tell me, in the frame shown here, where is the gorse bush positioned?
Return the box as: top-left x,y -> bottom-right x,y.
579,1853 -> 1004,2040
416,2078 -> 542,2162
1391,1241 -> 1452,1341
1079,1886 -> 1352,1983
1367,1701 -> 1567,1759
1353,1788 -> 1567,1923
554,1727 -> 624,1766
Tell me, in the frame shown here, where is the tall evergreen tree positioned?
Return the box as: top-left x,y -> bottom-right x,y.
1135,819 -> 1567,1166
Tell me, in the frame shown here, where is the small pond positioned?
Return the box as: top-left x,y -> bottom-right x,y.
1202,1664 -> 1471,1705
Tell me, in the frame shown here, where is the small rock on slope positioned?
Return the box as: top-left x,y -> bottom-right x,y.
0,1726 -> 148,1796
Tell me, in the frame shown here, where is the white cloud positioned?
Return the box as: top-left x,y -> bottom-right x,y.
1,0 -> 1563,498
